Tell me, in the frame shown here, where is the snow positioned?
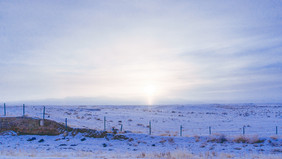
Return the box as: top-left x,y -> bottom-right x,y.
0,104 -> 281,158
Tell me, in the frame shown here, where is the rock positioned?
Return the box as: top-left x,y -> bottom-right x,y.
124,131 -> 132,133
103,143 -> 107,147
128,138 -> 134,142
71,128 -> 107,138
27,137 -> 36,141
81,138 -> 86,141
112,134 -> 129,141
38,139 -> 44,143
59,144 -> 67,146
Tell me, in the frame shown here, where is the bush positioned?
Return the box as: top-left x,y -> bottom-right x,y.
233,135 -> 265,144
208,134 -> 227,143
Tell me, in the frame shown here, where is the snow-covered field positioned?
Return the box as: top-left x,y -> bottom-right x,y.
0,104 -> 281,158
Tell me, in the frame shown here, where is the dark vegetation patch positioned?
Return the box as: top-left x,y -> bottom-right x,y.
0,117 -> 67,135
0,117 -> 107,138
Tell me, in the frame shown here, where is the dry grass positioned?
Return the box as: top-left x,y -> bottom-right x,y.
0,117 -> 107,138
0,117 -> 68,135
136,150 -> 282,159
137,150 -> 196,159
270,135 -> 278,140
2,149 -> 282,159
194,135 -> 200,142
167,137 -> 175,144
233,135 -> 265,144
208,133 -> 227,143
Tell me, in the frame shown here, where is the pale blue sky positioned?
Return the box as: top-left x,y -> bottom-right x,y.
0,0 -> 282,104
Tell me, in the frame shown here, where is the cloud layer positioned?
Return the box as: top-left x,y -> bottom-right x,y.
1,0 -> 282,104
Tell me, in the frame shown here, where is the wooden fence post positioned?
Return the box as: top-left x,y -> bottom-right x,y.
104,116 -> 106,131
4,103 -> 6,116
243,126 -> 245,135
23,104 -> 25,116
149,120 -> 152,135
43,106 -> 45,120
65,118 -> 68,131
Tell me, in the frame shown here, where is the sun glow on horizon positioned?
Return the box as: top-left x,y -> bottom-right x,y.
143,84 -> 157,105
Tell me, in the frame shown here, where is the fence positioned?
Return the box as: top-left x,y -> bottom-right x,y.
0,103 -> 281,137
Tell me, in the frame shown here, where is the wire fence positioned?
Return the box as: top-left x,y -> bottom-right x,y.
0,103 -> 281,137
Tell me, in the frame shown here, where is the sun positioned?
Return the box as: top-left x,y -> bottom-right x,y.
143,84 -> 157,105
144,85 -> 156,97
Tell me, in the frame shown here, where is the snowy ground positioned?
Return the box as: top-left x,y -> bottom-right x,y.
0,104 -> 281,158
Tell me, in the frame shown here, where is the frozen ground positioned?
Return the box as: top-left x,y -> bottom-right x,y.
0,104 -> 281,158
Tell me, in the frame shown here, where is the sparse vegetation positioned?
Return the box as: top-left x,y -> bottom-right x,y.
194,135 -> 200,142
0,105 -> 281,158
0,117 -> 68,135
208,133 -> 227,143
232,135 -> 265,144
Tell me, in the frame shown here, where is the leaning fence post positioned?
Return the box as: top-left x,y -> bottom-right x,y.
4,103 -> 6,116
180,125 -> 183,136
23,104 -> 25,116
43,106 -> 45,120
120,124 -> 123,132
149,120 -> 152,135
243,126 -> 245,135
104,116 -> 106,131
209,126 -> 211,135
276,126 -> 278,135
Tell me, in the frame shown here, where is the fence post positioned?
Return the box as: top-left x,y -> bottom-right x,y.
276,126 -> 278,135
65,118 -> 68,131
209,126 -> 211,135
180,125 -> 183,136
243,126 -> 245,135
149,120 -> 151,135
120,124 -> 123,132
104,116 -> 106,131
4,103 -> 6,116
23,104 -> 25,116
43,106 -> 45,120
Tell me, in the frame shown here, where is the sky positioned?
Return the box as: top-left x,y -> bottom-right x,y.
0,0 -> 282,105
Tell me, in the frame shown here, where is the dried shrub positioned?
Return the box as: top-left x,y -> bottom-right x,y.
208,134 -> 227,143
233,135 -> 248,143
272,149 -> 282,153
71,128 -> 107,138
194,135 -> 200,142
270,135 -> 278,140
168,137 -> 175,144
137,152 -> 146,158
233,135 -> 265,144
112,134 -> 129,140
159,139 -> 166,144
